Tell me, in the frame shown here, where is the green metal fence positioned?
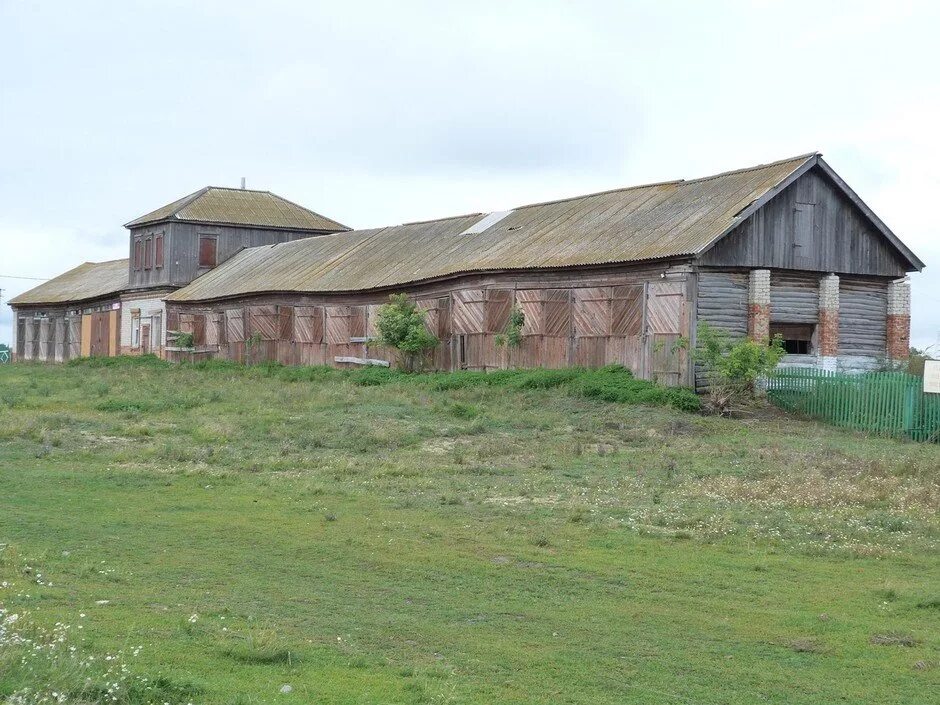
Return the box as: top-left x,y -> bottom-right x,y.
766,367 -> 940,442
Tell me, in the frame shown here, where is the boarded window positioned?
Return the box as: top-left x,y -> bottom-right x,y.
573,288 -> 611,337
144,238 -> 153,269
155,234 -> 164,268
543,290 -> 570,337
611,286 -> 643,336
224,308 -> 244,342
205,313 -> 222,346
192,315 -> 206,346
248,306 -> 279,340
484,289 -> 512,333
294,306 -> 323,343
452,290 -> 486,334
133,239 -> 142,270
278,306 -> 294,341
199,237 -> 217,268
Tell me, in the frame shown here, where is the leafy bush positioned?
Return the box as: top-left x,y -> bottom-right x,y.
494,306 -> 525,349
694,323 -> 785,415
375,294 -> 439,372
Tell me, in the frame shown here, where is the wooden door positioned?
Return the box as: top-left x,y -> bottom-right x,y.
141,324 -> 151,354
645,281 -> 686,386
89,311 -> 110,357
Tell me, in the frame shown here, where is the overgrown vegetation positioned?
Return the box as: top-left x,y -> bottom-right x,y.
374,293 -> 439,371
1,359 -> 937,704
695,322 -> 786,415
494,305 -> 525,349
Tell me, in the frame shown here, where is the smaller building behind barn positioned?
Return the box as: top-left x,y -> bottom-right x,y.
9,186 -> 347,362
8,153 -> 924,387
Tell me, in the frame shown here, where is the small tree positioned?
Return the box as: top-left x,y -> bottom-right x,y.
694,322 -> 785,415
494,305 -> 525,349
375,294 -> 439,372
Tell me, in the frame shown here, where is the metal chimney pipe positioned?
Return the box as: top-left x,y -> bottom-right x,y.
240,177 -> 246,190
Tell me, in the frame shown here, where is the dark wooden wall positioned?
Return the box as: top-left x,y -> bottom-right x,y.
698,166 -> 909,276
128,222 -> 334,290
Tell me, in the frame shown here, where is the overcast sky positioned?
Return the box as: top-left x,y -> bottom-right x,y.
1,0 -> 937,350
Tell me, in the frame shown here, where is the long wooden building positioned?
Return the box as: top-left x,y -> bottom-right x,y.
9,153 -> 924,386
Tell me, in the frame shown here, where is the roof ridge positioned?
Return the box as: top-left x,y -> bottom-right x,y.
255,190 -> 351,230
401,212 -> 483,226
204,185 -> 280,195
511,152 -> 819,212
684,151 -> 819,184
85,257 -> 129,265
124,187 -> 209,227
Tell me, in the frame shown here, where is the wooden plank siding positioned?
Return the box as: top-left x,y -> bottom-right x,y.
128,221 -> 338,291
165,263 -> 694,384
699,166 -> 909,276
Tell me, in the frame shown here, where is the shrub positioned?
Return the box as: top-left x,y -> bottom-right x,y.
375,294 -> 439,372
694,323 -> 785,415
494,305 -> 525,349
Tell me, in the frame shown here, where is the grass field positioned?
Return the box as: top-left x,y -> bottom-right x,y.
1,357 -> 938,704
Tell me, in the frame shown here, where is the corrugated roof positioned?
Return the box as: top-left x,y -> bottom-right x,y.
125,187 -> 349,231
8,259 -> 129,306
168,154 -> 819,302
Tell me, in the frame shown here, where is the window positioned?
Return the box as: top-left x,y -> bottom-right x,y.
770,323 -> 815,355
144,237 -> 153,269
198,236 -> 217,268
155,234 -> 164,268
131,310 -> 141,348
133,239 -> 142,270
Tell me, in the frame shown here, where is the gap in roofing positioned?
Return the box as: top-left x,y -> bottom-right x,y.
460,210 -> 514,235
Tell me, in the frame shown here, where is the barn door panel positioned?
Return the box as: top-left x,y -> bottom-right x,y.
54,317 -> 66,362
38,318 -> 51,362
452,289 -> 485,334
645,281 -> 687,386
223,308 -> 245,361
573,287 -> 611,368
67,317 -> 81,360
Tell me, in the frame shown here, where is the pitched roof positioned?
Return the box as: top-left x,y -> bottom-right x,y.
168,154 -> 828,302
8,259 -> 129,306
125,187 -> 349,231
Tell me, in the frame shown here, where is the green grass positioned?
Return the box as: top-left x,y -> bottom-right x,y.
0,357 -> 938,704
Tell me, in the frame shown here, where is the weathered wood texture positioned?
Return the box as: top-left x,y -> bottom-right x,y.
699,166 -> 909,276
128,222 -> 333,290
696,271 -> 748,338
769,272 -> 818,323
839,278 -> 888,357
166,265 -> 693,384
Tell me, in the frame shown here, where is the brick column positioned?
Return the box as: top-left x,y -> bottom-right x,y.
747,269 -> 771,342
818,274 -> 839,371
886,278 -> 911,360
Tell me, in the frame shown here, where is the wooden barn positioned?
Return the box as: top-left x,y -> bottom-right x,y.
161,153 -> 922,386
9,153 -> 924,387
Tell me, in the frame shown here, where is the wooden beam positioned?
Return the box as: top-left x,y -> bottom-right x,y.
334,356 -> 390,367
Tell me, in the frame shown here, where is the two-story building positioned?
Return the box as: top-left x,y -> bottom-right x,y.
8,186 -> 347,361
